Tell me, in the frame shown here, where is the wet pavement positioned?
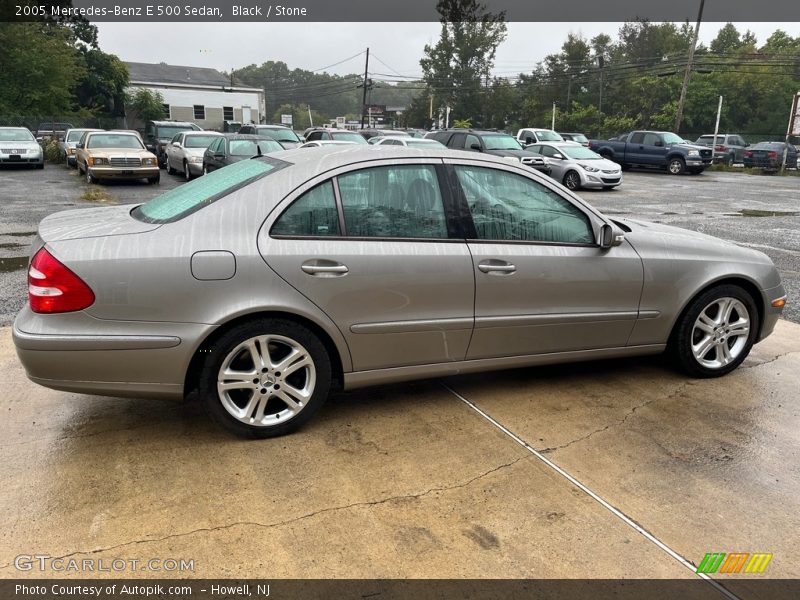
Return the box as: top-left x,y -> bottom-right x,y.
0,320 -> 798,589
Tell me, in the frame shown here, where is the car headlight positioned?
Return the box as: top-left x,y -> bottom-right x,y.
188,156 -> 203,163
67,148 -> 75,155
579,163 -> 599,172
89,157 -> 108,166
687,150 -> 699,156
28,146 -> 41,155
142,158 -> 156,166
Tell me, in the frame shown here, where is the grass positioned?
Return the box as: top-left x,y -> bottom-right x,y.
708,163 -> 799,176
80,188 -> 116,203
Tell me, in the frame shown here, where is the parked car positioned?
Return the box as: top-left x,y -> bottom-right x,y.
60,128 -> 103,167
75,131 -> 160,184
238,124 -> 303,149
526,142 -> 622,190
588,131 -> 713,175
164,131 -> 224,180
743,142 -> 799,171
203,134 -> 284,174
359,129 -> 410,142
558,132 -> 590,147
299,140 -> 359,148
373,136 -> 446,149
143,120 -> 202,167
35,122 -> 74,142
111,129 -> 144,142
0,127 -> 44,168
694,134 -> 748,165
426,128 -> 551,176
13,147 -> 786,438
516,128 -> 564,145
303,128 -> 369,144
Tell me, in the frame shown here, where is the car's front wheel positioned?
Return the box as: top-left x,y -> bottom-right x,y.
671,285 -> 759,378
200,319 -> 332,438
668,157 -> 686,175
86,169 -> 96,184
562,170 -> 581,190
184,161 -> 192,181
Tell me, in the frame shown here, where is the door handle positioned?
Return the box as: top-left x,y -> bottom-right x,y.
478,260 -> 516,274
301,260 -> 349,276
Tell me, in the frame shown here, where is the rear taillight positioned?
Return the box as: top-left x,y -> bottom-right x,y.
28,247 -> 95,314
715,144 -> 726,151
767,151 -> 777,158
744,151 -> 752,158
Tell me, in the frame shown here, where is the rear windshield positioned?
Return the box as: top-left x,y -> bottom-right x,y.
752,143 -> 785,151
132,157 -> 289,223
535,130 -> 563,141
258,127 -> 301,143
331,132 -> 368,144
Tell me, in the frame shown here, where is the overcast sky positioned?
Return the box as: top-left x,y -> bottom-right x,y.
97,22 -> 794,79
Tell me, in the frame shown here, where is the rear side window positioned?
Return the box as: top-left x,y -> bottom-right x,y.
271,182 -> 340,237
133,157 -> 289,223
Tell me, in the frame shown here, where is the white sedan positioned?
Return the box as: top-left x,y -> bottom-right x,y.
373,136 -> 446,149
165,131 -> 223,180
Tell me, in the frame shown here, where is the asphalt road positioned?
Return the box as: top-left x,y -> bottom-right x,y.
0,162 -> 798,324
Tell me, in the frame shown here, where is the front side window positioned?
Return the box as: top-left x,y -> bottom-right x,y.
454,165 -> 593,244
464,134 -> 481,150
642,133 -> 661,146
271,182 -> 340,237
338,165 -> 447,238
133,157 -> 288,223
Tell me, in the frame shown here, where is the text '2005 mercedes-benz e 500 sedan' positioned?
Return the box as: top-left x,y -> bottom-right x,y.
14,147 -> 787,438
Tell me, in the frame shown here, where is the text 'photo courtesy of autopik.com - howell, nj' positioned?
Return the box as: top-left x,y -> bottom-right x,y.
1,1 -> 800,599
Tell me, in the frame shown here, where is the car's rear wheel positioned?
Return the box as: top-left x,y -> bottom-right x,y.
562,170 -> 581,190
668,157 -> 686,175
200,319 -> 332,438
671,284 -> 758,378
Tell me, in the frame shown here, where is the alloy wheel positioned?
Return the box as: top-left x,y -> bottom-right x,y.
690,297 -> 750,369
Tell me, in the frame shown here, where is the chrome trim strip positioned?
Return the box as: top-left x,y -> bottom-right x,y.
13,329 -> 181,351
350,317 -> 473,334
474,311 -> 639,328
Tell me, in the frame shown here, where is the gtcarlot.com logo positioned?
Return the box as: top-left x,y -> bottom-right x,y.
696,552 -> 773,574
14,554 -> 195,573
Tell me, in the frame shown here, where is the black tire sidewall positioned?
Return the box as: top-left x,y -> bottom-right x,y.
672,284 -> 760,378
199,319 -> 332,438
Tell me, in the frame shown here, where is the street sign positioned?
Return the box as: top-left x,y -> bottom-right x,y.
281,114 -> 293,125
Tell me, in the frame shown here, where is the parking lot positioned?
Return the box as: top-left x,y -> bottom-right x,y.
1,164 -> 799,593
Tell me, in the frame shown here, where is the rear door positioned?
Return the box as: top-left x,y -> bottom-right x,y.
446,158 -> 643,359
261,159 -> 475,371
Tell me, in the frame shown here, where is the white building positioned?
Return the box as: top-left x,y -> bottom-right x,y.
124,61 -> 265,131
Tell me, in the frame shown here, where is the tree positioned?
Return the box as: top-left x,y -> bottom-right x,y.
75,48 -> 129,115
419,0 -> 507,125
126,88 -> 165,123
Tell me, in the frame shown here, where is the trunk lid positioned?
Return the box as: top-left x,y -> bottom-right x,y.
38,205 -> 161,242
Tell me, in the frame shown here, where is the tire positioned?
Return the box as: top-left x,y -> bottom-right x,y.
670,284 -> 759,378
183,161 -> 192,181
668,157 -> 686,175
167,157 -> 175,175
562,170 -> 581,190
147,174 -> 160,185
725,154 -> 734,166
199,318 -> 332,438
202,165 -> 209,176
86,168 -> 96,184
620,163 -> 630,171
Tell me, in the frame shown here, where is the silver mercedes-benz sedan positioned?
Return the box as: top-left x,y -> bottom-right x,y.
13,147 -> 787,438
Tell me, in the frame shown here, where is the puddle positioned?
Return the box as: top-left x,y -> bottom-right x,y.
726,209 -> 799,217
661,211 -> 678,215
0,242 -> 25,249
0,256 -> 28,273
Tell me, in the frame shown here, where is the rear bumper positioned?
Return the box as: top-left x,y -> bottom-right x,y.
12,306 -> 213,400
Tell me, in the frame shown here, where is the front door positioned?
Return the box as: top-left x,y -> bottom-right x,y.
261,161 -> 475,371
446,160 -> 643,360
242,106 -> 252,124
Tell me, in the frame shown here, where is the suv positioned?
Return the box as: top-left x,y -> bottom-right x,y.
693,134 -> 748,165
35,122 -> 74,142
238,124 -> 304,149
143,120 -> 202,167
426,129 -> 550,175
516,128 -> 563,145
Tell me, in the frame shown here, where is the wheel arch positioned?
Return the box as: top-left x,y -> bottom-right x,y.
184,310 -> 347,399
667,275 -> 764,348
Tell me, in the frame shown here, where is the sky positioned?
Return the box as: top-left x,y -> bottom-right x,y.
97,21 -> 796,79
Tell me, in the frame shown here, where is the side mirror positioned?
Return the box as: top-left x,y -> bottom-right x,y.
599,223 -> 624,249
214,152 -> 225,159
469,143 -> 482,151
525,137 -> 533,144
172,141 -> 180,147
553,153 -> 564,159
76,143 -> 84,149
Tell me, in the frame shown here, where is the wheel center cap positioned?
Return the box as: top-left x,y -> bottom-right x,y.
261,374 -> 276,387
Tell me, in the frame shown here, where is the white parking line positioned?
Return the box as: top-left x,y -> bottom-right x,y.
441,383 -> 741,600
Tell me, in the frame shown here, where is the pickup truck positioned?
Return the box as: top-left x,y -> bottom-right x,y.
588,131 -> 712,175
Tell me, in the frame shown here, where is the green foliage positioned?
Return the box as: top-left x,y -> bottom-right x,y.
42,139 -> 63,163
75,48 -> 129,115
452,119 -> 472,128
126,89 -> 165,123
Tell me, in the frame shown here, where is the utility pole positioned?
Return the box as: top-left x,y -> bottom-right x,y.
675,0 -> 705,133
597,55 -> 604,114
360,47 -> 370,128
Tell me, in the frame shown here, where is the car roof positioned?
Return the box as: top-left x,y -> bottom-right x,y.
0,126 -> 31,130
183,130 -> 222,135
221,133 -> 277,140
86,131 -> 139,138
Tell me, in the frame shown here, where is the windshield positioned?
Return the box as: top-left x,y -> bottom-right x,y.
0,129 -> 35,142
258,128 -> 301,143
133,157 -> 288,223
567,134 -> 588,143
229,139 -> 283,156
156,126 -> 197,139
407,140 -> 445,148
185,135 -> 221,148
537,130 -> 563,141
483,135 -> 522,150
87,134 -> 144,149
331,132 -> 368,144
66,130 -> 92,142
561,146 -> 601,160
661,133 -> 685,145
